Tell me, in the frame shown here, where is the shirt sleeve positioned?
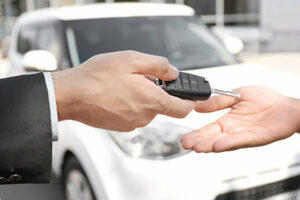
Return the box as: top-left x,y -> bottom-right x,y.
43,72 -> 58,141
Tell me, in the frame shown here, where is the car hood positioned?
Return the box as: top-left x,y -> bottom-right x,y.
187,62 -> 299,98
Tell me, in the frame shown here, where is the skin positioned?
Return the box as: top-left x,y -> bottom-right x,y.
181,86 -> 300,153
52,51 -> 195,132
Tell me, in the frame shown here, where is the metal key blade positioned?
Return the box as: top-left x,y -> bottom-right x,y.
211,87 -> 241,98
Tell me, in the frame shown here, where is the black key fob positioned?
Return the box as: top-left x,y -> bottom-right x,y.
160,72 -> 212,100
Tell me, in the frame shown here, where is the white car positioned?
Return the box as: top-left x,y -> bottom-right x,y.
9,3 -> 300,200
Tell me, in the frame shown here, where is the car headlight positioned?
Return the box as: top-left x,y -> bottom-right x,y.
109,122 -> 192,160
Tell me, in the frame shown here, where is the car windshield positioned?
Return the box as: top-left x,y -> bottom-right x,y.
64,16 -> 237,70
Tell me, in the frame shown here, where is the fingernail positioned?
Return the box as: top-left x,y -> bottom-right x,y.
171,65 -> 179,78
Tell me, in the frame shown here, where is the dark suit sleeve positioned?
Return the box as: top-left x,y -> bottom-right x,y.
0,73 -> 52,184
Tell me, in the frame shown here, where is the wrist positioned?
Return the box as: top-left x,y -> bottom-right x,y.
52,70 -> 75,121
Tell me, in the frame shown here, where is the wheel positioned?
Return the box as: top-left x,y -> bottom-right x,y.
63,156 -> 96,200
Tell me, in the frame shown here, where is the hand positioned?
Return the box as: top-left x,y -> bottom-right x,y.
52,51 -> 195,131
181,86 -> 300,153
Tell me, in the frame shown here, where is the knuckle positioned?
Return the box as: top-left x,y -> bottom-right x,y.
159,99 -> 170,115
159,56 -> 169,65
86,55 -> 98,63
194,146 -> 202,153
121,50 -> 142,67
136,120 -> 150,128
212,145 -> 222,153
123,50 -> 139,57
157,57 -> 169,73
177,111 -> 189,118
122,126 -> 136,132
136,114 -> 156,128
171,108 -> 189,118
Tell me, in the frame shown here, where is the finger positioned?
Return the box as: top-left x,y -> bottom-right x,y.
133,75 -> 194,118
192,134 -> 225,153
180,122 -> 221,143
195,94 -> 240,113
181,123 -> 221,149
159,95 -> 195,118
129,51 -> 179,81
212,132 -> 266,152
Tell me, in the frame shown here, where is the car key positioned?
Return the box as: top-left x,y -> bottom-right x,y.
151,72 -> 241,100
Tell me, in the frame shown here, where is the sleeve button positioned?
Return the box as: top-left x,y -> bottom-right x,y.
8,174 -> 22,183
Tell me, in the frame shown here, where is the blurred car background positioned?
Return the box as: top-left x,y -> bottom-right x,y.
0,1 -> 300,200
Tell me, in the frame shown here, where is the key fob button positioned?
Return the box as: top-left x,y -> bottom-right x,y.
181,73 -> 191,90
174,76 -> 182,89
166,80 -> 175,88
188,74 -> 199,91
197,77 -> 206,88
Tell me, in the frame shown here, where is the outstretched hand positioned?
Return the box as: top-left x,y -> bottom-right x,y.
53,51 -> 195,132
181,86 -> 300,153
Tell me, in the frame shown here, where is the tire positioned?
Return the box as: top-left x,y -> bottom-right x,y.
63,156 -> 96,200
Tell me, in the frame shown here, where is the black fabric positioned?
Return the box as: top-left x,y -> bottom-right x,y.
0,73 -> 52,183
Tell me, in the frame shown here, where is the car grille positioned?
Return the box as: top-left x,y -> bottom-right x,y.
215,174 -> 300,200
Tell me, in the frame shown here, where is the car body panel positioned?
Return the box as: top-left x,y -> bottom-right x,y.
53,63 -> 300,200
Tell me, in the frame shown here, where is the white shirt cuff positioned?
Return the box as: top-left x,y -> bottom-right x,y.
43,72 -> 59,141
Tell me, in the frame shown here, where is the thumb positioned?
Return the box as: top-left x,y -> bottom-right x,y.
131,52 -> 179,81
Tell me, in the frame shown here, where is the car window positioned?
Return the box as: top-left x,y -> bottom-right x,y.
17,26 -> 37,54
36,26 -> 62,65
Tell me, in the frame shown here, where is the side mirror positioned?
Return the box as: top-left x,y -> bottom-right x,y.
23,50 -> 57,71
223,36 -> 244,55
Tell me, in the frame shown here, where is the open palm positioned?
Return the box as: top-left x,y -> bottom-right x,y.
181,86 -> 299,153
